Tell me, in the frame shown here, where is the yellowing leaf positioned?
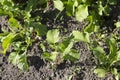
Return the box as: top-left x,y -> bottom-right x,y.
75,5 -> 88,22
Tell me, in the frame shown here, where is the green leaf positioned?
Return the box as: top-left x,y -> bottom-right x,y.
103,5 -> 111,16
98,1 -> 104,16
9,52 -> 20,65
75,4 -> 88,22
42,52 -> 58,61
109,0 -> 117,5
50,52 -> 58,61
93,46 -> 107,64
40,43 -> 46,52
112,68 -> 119,80
64,49 -> 80,61
46,29 -> 60,44
94,68 -> 106,77
66,0 -> 75,16
0,32 -> 9,40
72,31 -> 90,43
17,52 -> 28,71
115,22 -> 120,28
59,36 -> 73,52
116,50 -> 120,61
2,33 -> 16,54
9,52 -> 28,71
33,23 -> 47,36
63,41 -> 74,56
84,15 -> 100,33
108,38 -> 117,60
42,52 -> 51,60
0,9 -> 13,17
9,17 -> 21,29
53,0 -> 64,11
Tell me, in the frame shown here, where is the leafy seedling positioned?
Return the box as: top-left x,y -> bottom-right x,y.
93,37 -> 120,80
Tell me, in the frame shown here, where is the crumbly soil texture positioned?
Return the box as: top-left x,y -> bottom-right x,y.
0,1 -> 120,80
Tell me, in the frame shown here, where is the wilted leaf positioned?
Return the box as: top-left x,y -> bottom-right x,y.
75,4 -> 88,22
46,29 -> 60,44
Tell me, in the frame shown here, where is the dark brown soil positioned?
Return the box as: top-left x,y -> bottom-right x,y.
0,1 -> 120,80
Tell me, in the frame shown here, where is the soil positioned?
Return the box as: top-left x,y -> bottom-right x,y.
0,1 -> 120,80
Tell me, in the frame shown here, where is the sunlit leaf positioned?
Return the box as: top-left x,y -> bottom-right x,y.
53,0 -> 64,11
9,17 -> 21,29
115,22 -> 120,28
2,33 -> 16,54
116,50 -> 120,60
94,68 -> 106,77
98,1 -> 104,16
46,29 -> 60,44
72,31 -> 90,43
75,4 -> 88,22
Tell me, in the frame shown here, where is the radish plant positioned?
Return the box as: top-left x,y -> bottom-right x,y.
40,29 -> 90,64
93,37 -> 120,80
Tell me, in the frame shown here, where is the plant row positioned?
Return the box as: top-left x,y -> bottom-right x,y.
0,0 -> 120,79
